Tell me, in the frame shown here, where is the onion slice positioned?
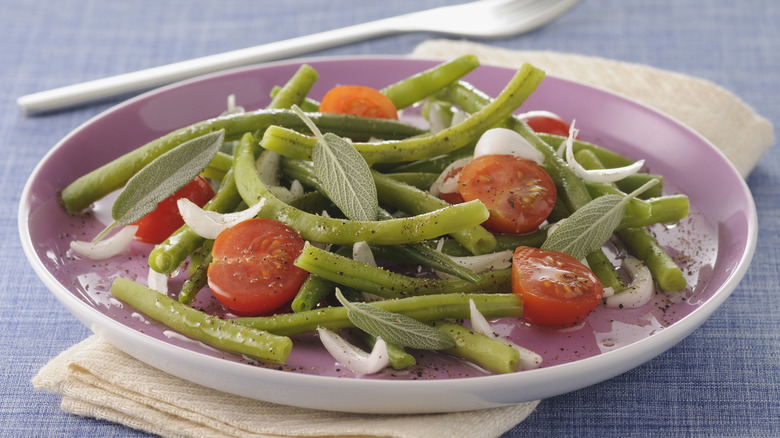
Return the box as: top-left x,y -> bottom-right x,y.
429,157 -> 471,197
317,328 -> 390,375
70,225 -> 138,260
474,127 -> 544,165
147,268 -> 169,295
435,250 -> 513,279
178,198 -> 264,239
564,121 -> 645,183
605,256 -> 654,308
469,299 -> 542,370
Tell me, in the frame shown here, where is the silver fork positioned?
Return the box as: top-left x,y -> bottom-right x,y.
17,0 -> 580,115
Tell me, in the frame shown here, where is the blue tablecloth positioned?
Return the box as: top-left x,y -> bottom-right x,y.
2,1 -> 778,436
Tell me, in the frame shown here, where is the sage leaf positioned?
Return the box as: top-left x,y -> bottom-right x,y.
335,289 -> 454,350
542,179 -> 659,260
111,130 -> 224,225
292,106 -> 378,221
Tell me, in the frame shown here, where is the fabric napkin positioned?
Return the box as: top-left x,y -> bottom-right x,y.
34,40 -> 774,438
413,40 -> 774,178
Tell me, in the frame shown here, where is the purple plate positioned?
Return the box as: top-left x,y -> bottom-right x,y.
19,56 -> 757,413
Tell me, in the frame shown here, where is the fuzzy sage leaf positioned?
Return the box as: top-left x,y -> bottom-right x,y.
542,179 -> 660,260
335,289 -> 454,350
292,106 -> 378,221
111,130 -> 224,225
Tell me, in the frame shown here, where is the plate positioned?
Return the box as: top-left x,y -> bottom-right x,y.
19,56 -> 757,414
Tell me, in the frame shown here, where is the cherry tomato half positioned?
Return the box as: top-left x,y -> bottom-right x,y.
319,85 -> 398,119
207,218 -> 308,316
518,110 -> 571,136
133,175 -> 215,244
457,154 -> 557,234
512,246 -> 604,328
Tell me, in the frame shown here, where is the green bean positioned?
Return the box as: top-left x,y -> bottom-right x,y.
111,277 -> 292,364
233,133 -> 492,249
60,110 -> 424,212
432,321 -> 519,374
354,330 -> 416,370
291,274 -> 335,313
179,240 -> 213,305
617,227 -> 687,292
259,63 -> 546,164
233,293 -> 523,336
437,230 -> 549,257
294,242 -> 510,299
266,64 -> 318,110
270,86 -> 320,112
584,183 -> 689,229
384,172 -> 438,190
380,55 -> 480,109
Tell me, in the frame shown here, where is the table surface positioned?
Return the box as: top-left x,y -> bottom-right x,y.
2,1 -> 778,437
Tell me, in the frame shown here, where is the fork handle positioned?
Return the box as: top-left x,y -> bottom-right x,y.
16,16 -> 407,115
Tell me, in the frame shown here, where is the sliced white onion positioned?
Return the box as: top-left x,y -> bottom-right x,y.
352,241 -> 377,267
564,121 -> 645,183
429,157 -> 472,197
317,328 -> 390,375
147,268 -> 168,295
70,225 -> 139,260
469,299 -> 542,370
435,250 -> 513,280
268,179 -> 305,203
474,128 -> 544,165
605,256 -> 654,308
178,198 -> 264,239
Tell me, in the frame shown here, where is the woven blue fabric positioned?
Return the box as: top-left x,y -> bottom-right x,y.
2,1 -> 777,437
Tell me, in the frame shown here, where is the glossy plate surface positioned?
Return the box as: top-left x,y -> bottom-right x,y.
19,56 -> 757,413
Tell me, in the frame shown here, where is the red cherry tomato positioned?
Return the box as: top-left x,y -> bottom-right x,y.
133,175 -> 215,244
319,85 -> 398,119
511,246 -> 604,328
457,154 -> 557,234
518,110 -> 571,136
207,218 -> 308,316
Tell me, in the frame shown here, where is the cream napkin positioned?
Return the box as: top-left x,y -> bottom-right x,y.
412,39 -> 774,178
34,41 -> 774,438
33,336 -> 538,438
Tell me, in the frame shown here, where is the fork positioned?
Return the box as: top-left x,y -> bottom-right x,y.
16,0 -> 579,115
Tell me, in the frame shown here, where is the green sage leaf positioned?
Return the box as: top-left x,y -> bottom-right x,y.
111,130 -> 224,225
292,106 -> 378,221
542,179 -> 659,260
335,289 -> 454,350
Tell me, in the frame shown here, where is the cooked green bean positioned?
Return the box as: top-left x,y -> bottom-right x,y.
432,321 -> 519,374
233,133 -> 492,249
233,293 -> 523,336
368,243 -> 481,284
111,277 -> 292,364
573,148 -> 663,199
618,227 -> 687,292
291,274 -> 335,313
267,64 -> 318,110
294,242 -> 510,299
259,63 -> 546,164
61,110 -> 424,212
380,55 -> 480,109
